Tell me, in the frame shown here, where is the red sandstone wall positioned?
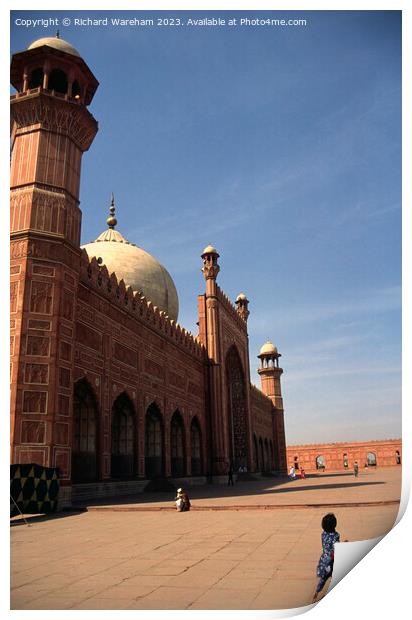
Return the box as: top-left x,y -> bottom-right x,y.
250,386 -> 276,470
286,439 -> 402,472
67,254 -> 207,482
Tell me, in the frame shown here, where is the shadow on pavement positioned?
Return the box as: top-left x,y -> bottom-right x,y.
267,482 -> 386,494
71,472 -> 388,509
10,510 -> 86,526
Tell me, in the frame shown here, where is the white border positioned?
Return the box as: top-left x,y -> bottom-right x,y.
4,2 -> 410,620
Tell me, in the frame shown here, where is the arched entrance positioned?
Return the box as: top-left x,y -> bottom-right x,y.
145,404 -> 163,478
316,455 -> 325,471
367,451 -> 377,466
111,393 -> 135,478
226,345 -> 248,470
72,378 -> 99,483
171,410 -> 186,477
190,417 -> 202,475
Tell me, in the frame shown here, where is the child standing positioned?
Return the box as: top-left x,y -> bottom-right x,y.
313,513 -> 340,602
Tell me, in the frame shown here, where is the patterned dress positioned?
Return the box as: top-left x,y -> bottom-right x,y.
315,530 -> 340,593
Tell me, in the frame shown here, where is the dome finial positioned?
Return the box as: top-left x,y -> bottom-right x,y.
106,193 -> 117,229
56,29 -> 60,39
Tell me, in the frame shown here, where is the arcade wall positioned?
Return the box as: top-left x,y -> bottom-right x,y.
61,252 -> 208,481
286,439 -> 402,472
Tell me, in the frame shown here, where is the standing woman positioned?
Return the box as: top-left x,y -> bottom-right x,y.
313,513 -> 340,601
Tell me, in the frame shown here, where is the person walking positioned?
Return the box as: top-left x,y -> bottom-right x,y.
354,461 -> 359,477
300,467 -> 306,479
289,465 -> 296,480
313,513 -> 340,602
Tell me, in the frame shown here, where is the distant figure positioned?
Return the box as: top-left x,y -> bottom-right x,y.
227,463 -> 234,486
300,467 -> 306,479
354,461 -> 359,477
175,488 -> 191,512
364,462 -> 368,469
313,513 -> 340,602
289,466 -> 296,480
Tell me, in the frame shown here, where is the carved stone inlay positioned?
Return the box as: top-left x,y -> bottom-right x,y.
226,346 -> 248,465
30,281 -> 53,314
21,420 -> 46,444
22,390 -> 47,414
24,363 -> 49,384
26,335 -> 50,357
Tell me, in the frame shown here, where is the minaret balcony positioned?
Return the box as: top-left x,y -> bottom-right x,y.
10,86 -> 83,105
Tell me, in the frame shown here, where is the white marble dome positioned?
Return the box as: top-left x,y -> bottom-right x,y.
28,36 -> 81,57
82,213 -> 179,321
259,341 -> 278,356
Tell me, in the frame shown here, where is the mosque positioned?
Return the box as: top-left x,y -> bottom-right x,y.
10,36 -> 287,505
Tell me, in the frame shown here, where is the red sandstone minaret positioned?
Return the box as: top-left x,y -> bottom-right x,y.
10,36 -> 98,480
198,245 -> 227,474
258,341 -> 287,472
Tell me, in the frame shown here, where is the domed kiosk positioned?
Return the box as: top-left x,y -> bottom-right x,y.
27,36 -> 81,57
82,197 -> 179,321
259,340 -> 279,357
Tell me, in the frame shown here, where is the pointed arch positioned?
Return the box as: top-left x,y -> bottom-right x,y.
170,410 -> 186,477
111,392 -> 136,478
316,455 -> 325,470
225,344 -> 249,469
190,416 -> 203,476
145,403 -> 164,478
72,378 -> 99,483
367,451 -> 377,466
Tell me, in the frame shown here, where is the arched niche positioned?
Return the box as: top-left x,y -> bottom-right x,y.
190,417 -> 203,476
170,410 -> 186,477
145,403 -> 164,478
367,451 -> 377,466
72,378 -> 99,483
316,455 -> 325,470
111,392 -> 135,478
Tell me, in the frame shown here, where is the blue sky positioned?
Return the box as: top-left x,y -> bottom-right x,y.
10,10 -> 402,444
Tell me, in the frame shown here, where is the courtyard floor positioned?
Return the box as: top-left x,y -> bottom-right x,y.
10,467 -> 401,611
